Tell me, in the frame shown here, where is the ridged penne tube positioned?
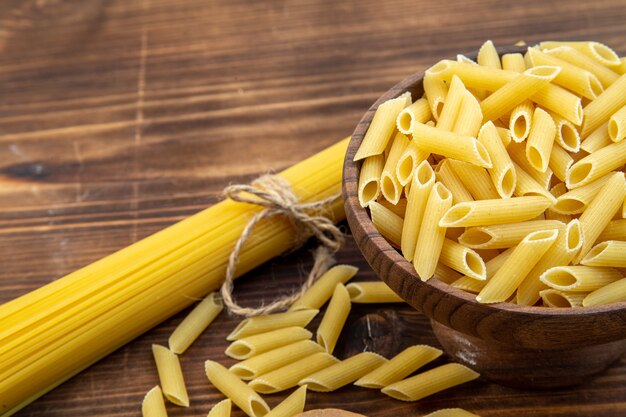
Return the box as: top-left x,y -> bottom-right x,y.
381,132 -> 411,204
207,399 -> 232,417
230,340 -> 324,380
527,47 -> 604,99
478,40 -> 502,69
480,66 -> 560,122
580,73 -> 626,138
497,126 -> 512,147
440,238 -> 486,280
598,219 -> 626,242
477,229 -> 559,303
370,201 -> 403,248
567,140 -> 626,188
581,240 -> 626,268
299,352 -> 387,392
583,277 -> 626,307
574,172 -> 626,263
525,107 -> 556,173
142,386 -> 168,417
264,385 -> 307,417
436,75 -> 466,131
316,284 -> 351,353
439,196 -> 552,228
451,276 -> 485,293
225,327 -> 312,360
423,73 -> 448,120
346,281 -> 404,303
550,112 -> 580,153
355,345 -> 442,389
501,52 -> 526,72
435,263 -> 464,285
508,101 -> 534,143
512,162 -> 556,201
543,46 -> 619,88
358,155 -> 384,207
540,266 -> 623,291
289,264 -> 358,311
152,345 -> 189,407
529,82 -> 583,126
248,352 -> 339,394
396,140 -> 430,186
423,409 -> 481,417
608,104 -> 626,142
540,41 -> 621,67
478,121 -> 516,197
354,92 -> 412,161
411,122 -> 492,168
553,174 -> 612,214
540,289 -> 587,308
435,159 -> 473,204
204,360 -> 270,417
397,98 -> 432,134
402,161 -> 435,261
414,183 -> 453,280
227,309 -> 318,341
453,90 -> 483,137
168,292 -> 222,354
507,142 -> 553,189
381,363 -> 479,402
581,122 -> 612,153
447,159 -> 500,200
451,248 -> 515,293
459,220 -> 564,250
548,144 -> 574,183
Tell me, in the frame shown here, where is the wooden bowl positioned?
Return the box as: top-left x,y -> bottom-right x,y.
342,47 -> 626,389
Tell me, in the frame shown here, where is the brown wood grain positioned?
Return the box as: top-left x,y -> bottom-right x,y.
0,0 -> 625,415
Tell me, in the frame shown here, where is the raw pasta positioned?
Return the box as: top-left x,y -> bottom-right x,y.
290,265 -> 358,311
227,309 -> 318,341
207,399 -> 232,417
346,281 -> 404,303
316,284 -> 351,353
264,385 -> 307,417
169,292 -> 222,354
152,345 -> 189,407
225,326 -> 312,360
142,386 -> 168,417
299,352 -> 387,392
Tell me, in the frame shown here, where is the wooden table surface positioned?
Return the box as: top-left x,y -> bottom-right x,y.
1,0 -> 625,416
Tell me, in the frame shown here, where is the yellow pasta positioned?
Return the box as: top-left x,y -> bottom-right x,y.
142,386 -> 168,417
414,183 -> 453,280
459,220 -> 564,250
230,340 -> 324,381
617,57 -> 626,75
507,142 -> 553,190
550,112 -> 580,153
608,104 -> 626,142
290,264 -> 358,311
370,201 -> 403,248
440,238 -> 486,280
581,240 -> 626,268
582,277 -> 626,307
508,101 -> 534,143
567,141 -> 626,189
381,363 -> 479,402
152,345 -> 189,407
453,90 -> 483,137
525,107 -> 556,173
225,326 -> 312,360
447,159 -> 500,200
542,46 -> 619,89
264,385 -> 307,417
540,289 -> 587,308
451,248 -> 514,294
597,219 -> 626,242
581,122 -> 612,153
207,399 -> 232,417
316,284 -> 351,353
553,174 -> 612,214
581,73 -> 626,138
397,97 -> 432,134
346,281 -> 404,303
477,229 -> 559,303
548,144 -> 574,183
478,40 -> 502,69
227,309 -> 318,341
423,409 -> 481,417
168,292 -> 222,354
423,73 -> 449,120
540,41 -> 621,67
540,266 -> 623,291
478,121 -> 517,197
299,352 -> 387,392
435,263 -> 464,285
435,159 -> 473,204
501,52 -> 526,72
354,92 -> 412,161
437,75 -> 467,131
381,132 -> 411,204
396,140 -> 430,186
248,352 -> 339,394
204,360 -> 270,417
355,345 -> 442,389
512,162 -> 556,202
439,196 -> 552,228
358,155 -> 385,207
401,160 -> 436,261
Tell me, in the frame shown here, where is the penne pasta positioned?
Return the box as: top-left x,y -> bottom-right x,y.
381,363 -> 479,402
540,266 -> 623,291
451,248 -> 515,295
355,345 -> 442,389
540,289 -> 587,308
168,292 -> 223,354
207,399 -> 232,417
424,74 -> 448,120
542,46 -> 620,87
381,132 -> 411,204
316,284 -> 351,353
608,104 -> 626,142
508,101 -> 534,143
396,139 -> 430,186
617,57 -> 626,75
440,238 -> 486,280
581,122 -> 612,153
507,142 -> 554,189
248,352 -> 339,394
378,197 -> 408,219
290,264 -> 358,311
401,160 -> 436,261
581,240 -> 626,268
501,52 -> 526,72
358,154 -> 385,207
448,159 -> 500,200
548,144 -> 574,183
512,162 -> 556,201
299,352 -> 387,392
435,263 -> 464,285
397,97 -> 432,134
478,121 -> 517,197
478,40 -> 502,69
370,201 -> 403,248
354,92 -> 412,161
459,220 -> 564,250
423,409 -> 481,417
550,112 -> 580,153
597,219 -> 626,242
553,174 -> 612,214
435,159 -> 474,204
453,90 -> 483,137
496,126 -> 512,147
204,360 -> 270,417
142,386 -> 168,417
225,326 -> 312,360
437,75 -> 467,131
264,385 -> 307,417
152,345 -> 189,407
526,107 -> 556,173
580,73 -> 626,138
540,41 -> 621,67
566,141 -> 626,189
227,309 -> 318,341
346,281 -> 404,303
582,277 -> 626,307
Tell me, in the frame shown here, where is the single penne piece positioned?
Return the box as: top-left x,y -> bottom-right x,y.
423,409 -> 481,417
355,345 -> 442,389
378,197 -> 408,219
381,132 -> 411,204
597,219 -> 626,242
168,292 -> 223,354
435,263 -> 464,285
447,159 -> 500,200
264,385 -> 307,417
539,289 -> 587,308
396,139 -> 430,186
567,141 -> 626,189
248,352 -> 339,394
152,345 -> 189,407
548,144 -> 574,183
437,75 -> 467,131
581,240 -> 626,268
401,160 -> 435,261
478,121 -> 517,197
346,281 -> 404,303
574,172 -> 626,262
316,284 -> 351,353
435,159 -> 473,204
507,142 -> 553,189
207,399 -> 232,417
225,326 -> 312,360
397,98 -> 432,134
289,264 -> 358,311
608,104 -> 626,142
553,174 -> 612,214
370,201 -> 403,248
358,154 -> 385,207
227,309 -> 318,341
142,386 -> 168,417
512,162 -> 556,202
508,101 -> 534,143
526,107 -> 556,173
440,238 -> 486,280
381,363 -> 479,402
583,277 -> 626,307
230,340 -> 324,380
580,73 -> 626,138
540,266 -> 623,291
204,360 -> 270,417
476,229 -> 559,303
424,73 -> 449,120
543,46 -> 619,88
501,52 -> 526,72
477,40 -> 502,69
299,352 -> 387,392
459,220 -> 564,250
411,122 -> 492,168
549,112 -> 581,153
453,90 -> 483,137
439,196 -> 552,228
354,92 -> 412,161
581,122 -> 612,153
540,41 -> 621,67
414,183 -> 453,280
451,275 -> 486,293
529,81 -> 583,126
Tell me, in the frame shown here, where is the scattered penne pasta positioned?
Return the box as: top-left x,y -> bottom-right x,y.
346,281 -> 404,303
152,345 -> 189,407
316,284 -> 351,353
299,352 -> 387,392
225,326 -> 312,360
227,309 -> 318,341
169,292 -> 223,354
290,265 -> 358,311
264,385 -> 307,417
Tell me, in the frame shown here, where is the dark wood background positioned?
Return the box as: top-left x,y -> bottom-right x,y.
1,0 -> 625,416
